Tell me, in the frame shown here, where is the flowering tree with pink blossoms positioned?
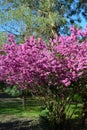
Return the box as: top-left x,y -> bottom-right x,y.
0,26 -> 87,128
1,27 -> 87,88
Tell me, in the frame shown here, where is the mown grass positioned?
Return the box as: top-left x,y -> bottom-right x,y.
0,97 -> 43,122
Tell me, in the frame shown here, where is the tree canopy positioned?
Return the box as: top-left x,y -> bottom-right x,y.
0,0 -> 87,41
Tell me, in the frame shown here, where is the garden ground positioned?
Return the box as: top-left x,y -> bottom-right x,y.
0,97 -> 87,130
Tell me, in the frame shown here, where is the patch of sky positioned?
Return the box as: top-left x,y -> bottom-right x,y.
0,0 -> 26,35
0,1 -> 14,12
0,20 -> 26,35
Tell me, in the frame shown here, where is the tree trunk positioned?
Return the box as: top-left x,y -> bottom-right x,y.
22,95 -> 26,110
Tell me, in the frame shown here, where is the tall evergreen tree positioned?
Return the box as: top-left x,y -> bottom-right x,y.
0,0 -> 87,41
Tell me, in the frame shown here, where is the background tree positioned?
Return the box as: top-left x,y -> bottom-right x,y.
0,0 -> 87,42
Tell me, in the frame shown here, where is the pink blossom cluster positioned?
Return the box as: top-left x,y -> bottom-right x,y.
0,26 -> 87,89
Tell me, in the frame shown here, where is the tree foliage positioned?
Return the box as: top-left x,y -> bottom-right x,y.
0,0 -> 87,41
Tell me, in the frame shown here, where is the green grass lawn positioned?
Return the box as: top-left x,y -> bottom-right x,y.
0,97 -> 43,122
